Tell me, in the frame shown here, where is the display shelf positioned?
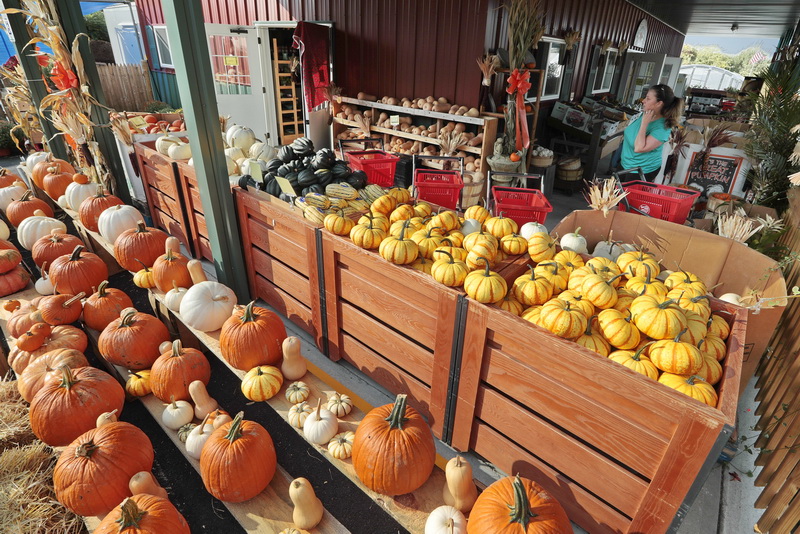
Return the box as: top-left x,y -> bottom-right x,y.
334,96 -> 497,174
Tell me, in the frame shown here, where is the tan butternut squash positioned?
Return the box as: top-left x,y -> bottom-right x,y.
281,336 -> 307,381
289,477 -> 324,530
442,456 -> 478,513
129,471 -> 169,499
188,379 -> 218,420
96,409 -> 118,428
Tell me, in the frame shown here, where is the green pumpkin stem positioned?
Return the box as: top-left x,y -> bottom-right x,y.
399,219 -> 411,241
478,256 -> 492,277
120,310 -> 137,326
385,394 -> 410,430
241,301 -> 258,323
69,245 -> 85,261
97,280 -> 109,297
171,339 -> 183,357
364,212 -> 375,230
58,365 -> 78,390
435,250 -> 455,264
116,498 -> 148,530
527,264 -> 536,280
75,439 -> 100,458
633,341 -> 655,361
509,474 -> 538,527
674,328 -> 689,342
584,315 -> 597,336
225,411 -> 246,443
427,226 -> 442,238
20,190 -> 33,201
134,259 -> 151,272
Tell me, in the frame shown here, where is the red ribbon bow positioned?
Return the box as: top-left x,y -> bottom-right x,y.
506,69 -> 532,152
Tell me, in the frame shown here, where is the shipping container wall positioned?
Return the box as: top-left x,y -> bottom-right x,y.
136,0 -> 491,107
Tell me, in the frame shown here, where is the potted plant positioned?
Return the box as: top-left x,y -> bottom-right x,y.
0,120 -> 20,157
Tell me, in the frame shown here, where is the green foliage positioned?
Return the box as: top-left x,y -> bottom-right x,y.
680,45 -> 772,77
84,12 -> 109,42
0,120 -> 16,150
143,101 -> 175,114
743,61 -> 800,213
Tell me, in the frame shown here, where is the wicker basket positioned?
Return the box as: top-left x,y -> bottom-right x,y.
558,157 -> 582,171
462,177 -> 487,207
531,155 -> 554,167
556,166 -> 583,181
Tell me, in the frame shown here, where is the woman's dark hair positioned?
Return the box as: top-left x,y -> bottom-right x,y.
650,84 -> 683,128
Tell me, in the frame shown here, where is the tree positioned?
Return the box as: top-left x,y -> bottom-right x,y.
84,12 -> 109,42
681,44 -> 772,77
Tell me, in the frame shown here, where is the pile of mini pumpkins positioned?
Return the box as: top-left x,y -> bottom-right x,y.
322,190 -> 730,408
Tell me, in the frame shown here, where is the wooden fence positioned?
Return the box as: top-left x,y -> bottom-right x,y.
753,188 -> 800,533
96,61 -> 154,112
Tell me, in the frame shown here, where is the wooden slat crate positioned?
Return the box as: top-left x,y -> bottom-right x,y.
234,187 -> 325,349
175,161 -> 214,262
451,298 -> 745,534
133,141 -> 193,254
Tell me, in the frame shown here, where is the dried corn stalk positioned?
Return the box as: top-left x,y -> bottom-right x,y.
439,129 -> 467,157
716,213 -> 764,242
564,29 -> 582,50
477,54 -> 501,86
584,178 -> 628,217
506,0 -> 545,70
618,40 -> 629,54
600,40 -> 612,55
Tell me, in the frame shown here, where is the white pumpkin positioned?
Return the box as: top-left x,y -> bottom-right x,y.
225,146 -> 246,162
249,142 -> 278,161
225,124 -> 256,151
185,414 -> 214,460
719,293 -> 742,306
226,156 -> 238,176
98,205 -> 143,244
57,195 -> 69,210
34,269 -> 55,295
656,269 -> 673,282
460,218 -> 482,236
0,218 -> 8,240
64,179 -> 97,211
239,158 -> 268,176
0,183 -> 26,212
155,133 -> 183,155
168,142 -> 192,161
520,221 -> 548,240
164,282 -> 188,312
425,506 -> 466,534
303,399 -> 338,445
560,226 -> 588,254
179,260 -> 236,332
17,210 -> 67,250
162,397 -> 194,430
26,151 -> 50,172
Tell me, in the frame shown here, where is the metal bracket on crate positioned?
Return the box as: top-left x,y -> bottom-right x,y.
486,171 -> 544,213
337,137 -> 385,157
411,154 -> 465,209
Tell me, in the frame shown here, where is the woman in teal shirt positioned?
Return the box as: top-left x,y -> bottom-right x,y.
621,84 -> 682,182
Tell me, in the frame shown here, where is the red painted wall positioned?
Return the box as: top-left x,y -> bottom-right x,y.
136,0 -> 684,106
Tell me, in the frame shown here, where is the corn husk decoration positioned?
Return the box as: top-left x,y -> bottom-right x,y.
353,113 -> 371,138
599,40 -> 612,56
664,128 -> 691,183
322,83 -> 342,125
505,0 -> 545,71
790,124 -> 800,166
0,64 -> 44,151
584,178 -> 628,217
477,55 -> 501,86
564,29 -> 582,51
716,213 -> 764,243
439,130 -> 467,157
616,40 -> 628,67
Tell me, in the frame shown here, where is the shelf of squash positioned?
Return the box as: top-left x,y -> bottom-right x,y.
47,202 -> 449,533
0,286 -> 348,533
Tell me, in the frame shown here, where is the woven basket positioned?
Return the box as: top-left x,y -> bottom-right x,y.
558,157 -> 582,171
556,166 -> 583,181
462,178 -> 486,207
531,155 -> 554,167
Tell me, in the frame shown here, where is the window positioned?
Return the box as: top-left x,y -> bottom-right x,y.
539,40 -> 565,100
208,35 -> 252,95
152,26 -> 174,68
592,49 -> 618,93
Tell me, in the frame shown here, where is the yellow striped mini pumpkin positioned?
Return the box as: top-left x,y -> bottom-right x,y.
323,208 -> 354,236
379,221 -> 419,265
512,265 -> 553,307
350,214 -> 387,250
500,233 -> 528,256
462,230 -> 498,253
608,343 -> 659,380
411,227 -> 446,260
463,205 -> 490,224
527,232 -> 556,263
463,257 -> 507,304
539,299 -> 587,339
431,250 -> 469,287
630,294 -> 688,340
597,308 -> 641,350
483,212 -> 518,239
658,373 -> 718,407
649,330 -> 703,375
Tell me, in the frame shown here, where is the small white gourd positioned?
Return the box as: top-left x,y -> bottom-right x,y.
289,477 -> 324,531
57,195 -> 70,211
303,399 -> 338,445
34,263 -> 55,295
560,226 -> 588,254
162,395 -> 194,430
185,413 -> 214,459
460,218 -> 481,236
164,281 -> 188,312
168,142 -> 192,161
0,182 -> 26,212
326,392 -> 353,418
519,221 -> 548,240
425,506 -> 467,534
179,260 -> 236,332
64,176 -> 97,210
155,132 -> 183,155
719,293 -> 742,306
96,409 -> 119,428
281,336 -> 307,381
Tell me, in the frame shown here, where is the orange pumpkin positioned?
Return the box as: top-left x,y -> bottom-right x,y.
48,245 -> 108,296
83,280 -> 134,331
7,325 -> 88,374
32,154 -> 74,189
42,165 -> 73,199
6,190 -> 54,227
0,168 -> 21,188
30,365 -> 125,446
200,411 -> 277,502
94,495 -> 190,534
54,421 -> 154,517
7,296 -> 44,338
113,221 -> 169,272
219,301 -> 287,370
352,394 -> 435,495
0,239 -> 22,275
467,474 -> 572,534
31,230 -> 83,271
17,348 -> 88,402
150,339 -> 211,402
38,293 -> 85,325
152,237 -> 192,292
78,185 -> 124,232
98,309 -> 170,370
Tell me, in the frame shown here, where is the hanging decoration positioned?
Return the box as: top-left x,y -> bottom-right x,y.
476,55 -> 500,113
617,40 -> 629,67
598,39 -> 613,71
506,69 -> 532,152
563,29 -> 582,65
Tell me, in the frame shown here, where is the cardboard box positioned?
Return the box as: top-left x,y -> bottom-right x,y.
550,101 -> 572,121
552,209 -> 787,390
562,108 -> 592,132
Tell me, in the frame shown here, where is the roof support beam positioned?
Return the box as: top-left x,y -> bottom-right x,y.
161,0 -> 249,300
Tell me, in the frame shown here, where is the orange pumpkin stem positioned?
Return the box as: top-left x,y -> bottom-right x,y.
384,393 -> 410,430
116,498 -> 147,529
510,474 -> 537,527
224,411 -> 246,443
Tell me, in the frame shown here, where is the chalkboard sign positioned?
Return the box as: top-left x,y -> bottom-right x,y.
683,152 -> 745,196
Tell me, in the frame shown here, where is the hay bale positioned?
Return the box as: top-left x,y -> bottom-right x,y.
0,442 -> 86,533
0,379 -> 35,452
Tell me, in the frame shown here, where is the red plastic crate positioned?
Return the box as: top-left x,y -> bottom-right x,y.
344,150 -> 400,187
492,186 -> 553,226
619,181 -> 700,223
414,169 -> 463,210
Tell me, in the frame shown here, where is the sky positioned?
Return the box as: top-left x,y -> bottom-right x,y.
683,35 -> 780,54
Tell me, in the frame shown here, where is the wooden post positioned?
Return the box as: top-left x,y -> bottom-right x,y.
52,0 -> 132,205
2,0 -> 68,160
160,0 -> 249,300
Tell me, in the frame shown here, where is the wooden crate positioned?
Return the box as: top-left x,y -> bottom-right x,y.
133,141 -> 193,254
451,298 -> 744,534
175,161 -> 214,262
234,187 -> 326,349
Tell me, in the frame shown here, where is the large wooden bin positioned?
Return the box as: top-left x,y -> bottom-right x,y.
133,141 -> 192,252
234,187 -> 325,347
451,297 -> 744,534
176,161 -> 213,262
